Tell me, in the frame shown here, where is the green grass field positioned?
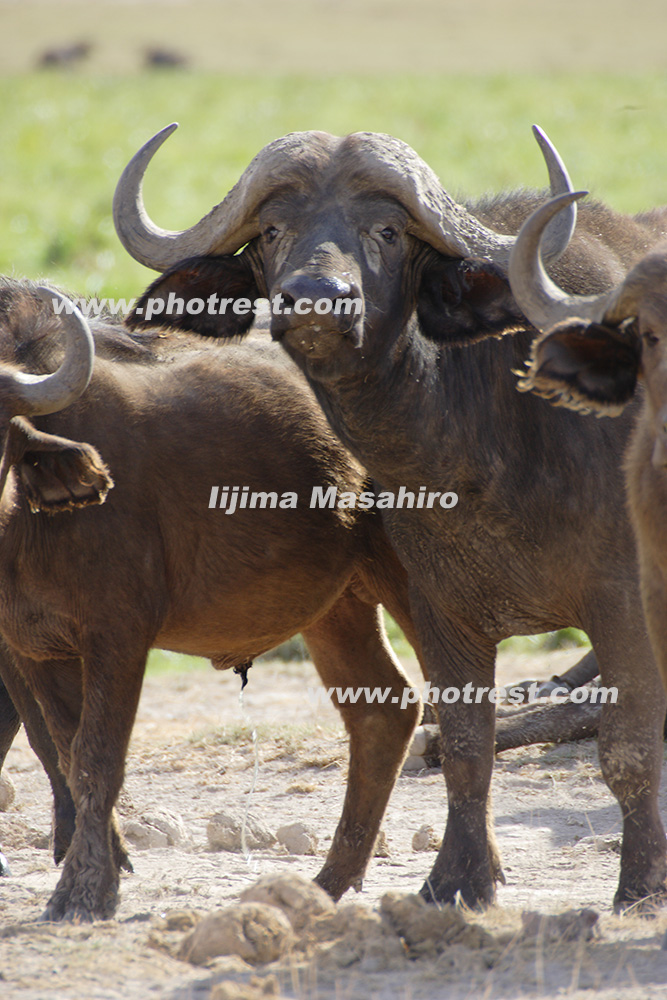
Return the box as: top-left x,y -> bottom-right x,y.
1,73 -> 666,300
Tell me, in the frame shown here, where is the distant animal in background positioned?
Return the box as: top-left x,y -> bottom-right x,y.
37,42 -> 92,70
143,47 -> 189,70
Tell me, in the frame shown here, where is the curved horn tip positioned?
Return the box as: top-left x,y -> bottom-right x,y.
531,123 -> 548,144
509,189 -> 606,333
531,124 -> 561,158
141,122 -> 180,155
528,126 -> 580,264
531,124 -> 556,160
536,190 -> 589,224
155,121 -> 179,141
513,190 -> 589,264
531,124 -> 572,189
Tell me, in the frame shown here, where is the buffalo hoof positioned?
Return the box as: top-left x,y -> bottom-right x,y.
41,892 -> 117,923
41,902 -> 96,924
419,871 -> 496,910
313,867 -> 352,903
0,850 -> 10,876
613,886 -> 667,916
41,867 -> 120,922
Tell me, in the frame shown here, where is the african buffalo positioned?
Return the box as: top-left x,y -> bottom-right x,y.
0,279 -> 428,921
37,42 -> 92,69
506,189 -> 667,739
113,124 -> 667,911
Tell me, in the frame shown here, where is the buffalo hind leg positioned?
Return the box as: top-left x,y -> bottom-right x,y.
17,647 -> 145,921
303,591 -> 421,901
0,674 -> 20,765
588,602 -> 667,910
0,648 -> 77,865
0,671 -> 20,875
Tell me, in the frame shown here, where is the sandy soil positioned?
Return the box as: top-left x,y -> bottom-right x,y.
2,647 -> 667,999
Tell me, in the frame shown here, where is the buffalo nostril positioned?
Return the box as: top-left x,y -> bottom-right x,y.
279,274 -> 354,307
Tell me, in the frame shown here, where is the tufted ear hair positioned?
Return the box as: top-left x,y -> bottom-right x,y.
127,245 -> 265,338
0,416 -> 113,514
417,256 -> 523,346
517,320 -> 641,415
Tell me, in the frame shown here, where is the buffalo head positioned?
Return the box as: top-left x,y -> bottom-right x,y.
0,284 -> 112,512
114,125 -> 576,374
509,191 -> 667,466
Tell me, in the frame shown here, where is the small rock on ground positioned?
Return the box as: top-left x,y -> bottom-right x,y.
374,829 -> 390,857
0,775 -> 16,811
412,824 -> 442,852
207,810 -> 277,852
275,822 -> 317,855
123,809 -> 189,849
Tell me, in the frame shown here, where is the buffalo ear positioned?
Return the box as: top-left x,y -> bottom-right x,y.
418,257 -> 520,345
4,417 -> 113,514
128,246 -> 264,338
518,321 -> 640,414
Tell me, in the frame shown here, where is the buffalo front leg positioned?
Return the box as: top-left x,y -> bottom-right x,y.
588,602 -> 667,910
18,647 -> 145,921
409,594 -> 501,908
303,590 -> 421,900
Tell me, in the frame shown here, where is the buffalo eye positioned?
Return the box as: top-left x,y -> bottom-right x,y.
264,226 -> 279,243
642,329 -> 659,347
380,226 -> 396,244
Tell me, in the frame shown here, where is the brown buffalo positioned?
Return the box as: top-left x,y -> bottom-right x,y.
506,189 -> 667,739
0,280 -> 427,921
113,124 -> 667,911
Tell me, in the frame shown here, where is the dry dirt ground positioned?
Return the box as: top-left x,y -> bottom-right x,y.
2,647 -> 667,999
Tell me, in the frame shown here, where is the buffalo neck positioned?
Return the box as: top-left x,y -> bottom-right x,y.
294,316 -> 632,525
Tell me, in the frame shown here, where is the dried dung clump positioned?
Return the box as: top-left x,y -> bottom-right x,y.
521,908 -> 599,943
210,974 -> 284,1000
240,873 -> 334,932
380,892 -> 493,958
178,902 -> 293,965
309,902 -> 407,973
